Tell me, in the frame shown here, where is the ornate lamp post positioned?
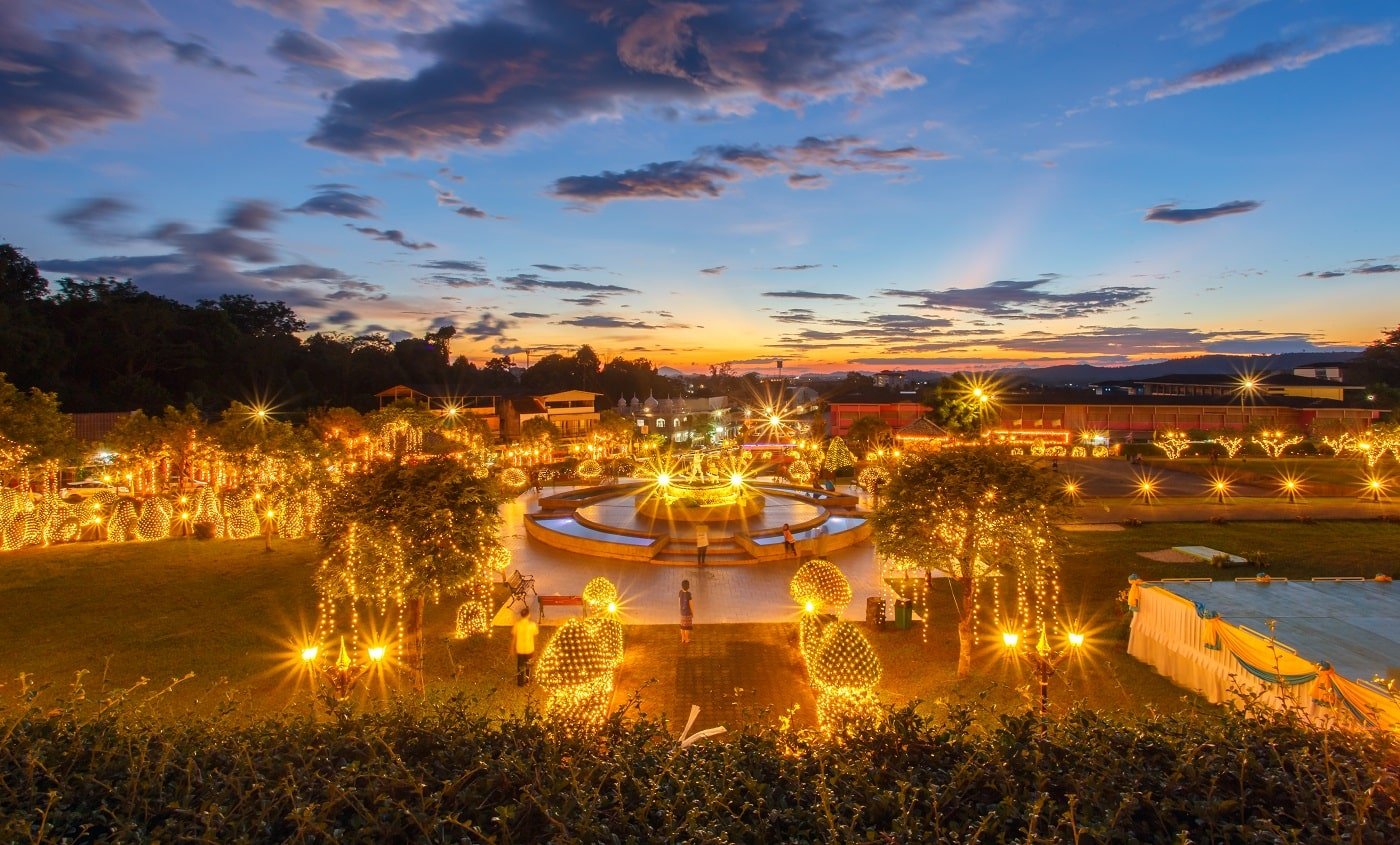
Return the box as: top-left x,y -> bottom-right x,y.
300,636 -> 387,700
1001,626 -> 1085,715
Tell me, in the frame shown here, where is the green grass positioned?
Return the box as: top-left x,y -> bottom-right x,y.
3,521 -> 1397,723
1145,456 -> 1390,492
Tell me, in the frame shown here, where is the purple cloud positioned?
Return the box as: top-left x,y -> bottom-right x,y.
1144,200 -> 1260,223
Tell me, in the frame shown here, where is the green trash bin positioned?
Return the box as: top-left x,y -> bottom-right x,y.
893,598 -> 913,630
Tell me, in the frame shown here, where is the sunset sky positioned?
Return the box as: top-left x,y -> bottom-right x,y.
4,0 -> 1397,373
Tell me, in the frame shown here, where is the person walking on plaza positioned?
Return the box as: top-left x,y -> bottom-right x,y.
511,606 -> 538,687
695,524 -> 709,565
679,579 -> 694,645
782,523 -> 796,557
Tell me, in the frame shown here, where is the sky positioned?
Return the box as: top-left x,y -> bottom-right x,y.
3,0 -> 1398,374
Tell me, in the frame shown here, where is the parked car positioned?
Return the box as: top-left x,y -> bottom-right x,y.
59,480 -> 131,498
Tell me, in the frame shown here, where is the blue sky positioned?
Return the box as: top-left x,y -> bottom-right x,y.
3,0 -> 1397,372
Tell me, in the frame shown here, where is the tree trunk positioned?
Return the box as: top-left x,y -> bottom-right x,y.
403,595 -> 426,693
956,575 -> 975,679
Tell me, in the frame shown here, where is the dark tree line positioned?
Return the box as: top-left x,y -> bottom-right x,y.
1,244 -> 678,415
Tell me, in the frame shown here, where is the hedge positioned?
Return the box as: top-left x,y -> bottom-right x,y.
2,693 -> 1396,843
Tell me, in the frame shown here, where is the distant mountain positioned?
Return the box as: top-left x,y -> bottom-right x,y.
1006,351 -> 1362,386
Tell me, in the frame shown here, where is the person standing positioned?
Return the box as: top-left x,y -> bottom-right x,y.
782,523 -> 796,557
511,606 -> 538,687
679,579 -> 694,645
695,524 -> 709,565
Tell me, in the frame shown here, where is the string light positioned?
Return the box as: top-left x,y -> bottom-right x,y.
575,458 -> 602,481
536,616 -> 621,730
1215,436 -> 1244,459
789,559 -> 853,616
1152,431 -> 1191,460
787,458 -> 814,486
1252,431 -> 1303,460
106,500 -> 138,542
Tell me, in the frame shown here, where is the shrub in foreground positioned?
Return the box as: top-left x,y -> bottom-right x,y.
1,693 -> 1396,843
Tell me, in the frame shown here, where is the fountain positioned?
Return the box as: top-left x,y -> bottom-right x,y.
524,448 -> 871,564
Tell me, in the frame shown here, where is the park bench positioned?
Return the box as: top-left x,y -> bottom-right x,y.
505,569 -> 536,604
537,593 -> 584,622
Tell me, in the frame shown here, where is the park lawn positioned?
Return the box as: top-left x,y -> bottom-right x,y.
3,520 -> 1397,725
1144,456 -> 1388,493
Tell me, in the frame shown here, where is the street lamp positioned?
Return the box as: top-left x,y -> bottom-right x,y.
299,636 -> 388,700
1364,476 -> 1387,503
1209,475 -> 1231,504
1001,626 -> 1085,715
1280,476 -> 1302,504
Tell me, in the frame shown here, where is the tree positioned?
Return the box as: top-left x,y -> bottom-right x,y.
316,458 -> 504,688
114,405 -> 211,490
520,417 -> 561,450
822,436 -> 856,475
1356,324 -> 1400,386
596,410 -> 635,455
919,376 -> 983,436
844,415 -> 892,457
0,374 -> 78,479
871,447 -> 1063,678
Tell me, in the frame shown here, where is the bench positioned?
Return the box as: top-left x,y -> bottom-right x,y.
505,569 -> 536,604
537,594 -> 584,622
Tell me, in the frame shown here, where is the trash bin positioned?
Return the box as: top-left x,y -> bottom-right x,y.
893,599 -> 913,630
865,596 -> 886,627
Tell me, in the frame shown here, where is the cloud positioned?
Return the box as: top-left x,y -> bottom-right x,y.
562,295 -> 606,307
243,262 -> 356,283
223,199 -> 280,231
0,14 -> 152,152
1147,25 -> 1391,100
882,278 -> 1152,319
417,274 -> 490,288
288,185 -> 379,218
307,1 -> 1010,158
1144,200 -> 1260,223
36,198 -> 322,303
773,264 -> 823,272
462,311 -> 513,340
1299,270 -> 1345,279
419,259 -> 485,273
557,315 -> 661,330
551,160 -> 739,203
52,195 -> 135,240
499,274 -> 638,295
428,180 -> 494,219
700,266 -> 727,275
269,29 -> 396,86
116,29 -> 254,76
1009,325 -> 1344,355
552,135 -> 948,205
1180,0 -> 1270,36
346,224 -> 434,250
323,309 -> 358,324
235,0 -> 453,30
509,311 -> 550,319
533,263 -> 603,273
1353,264 -> 1399,275
763,290 -> 857,300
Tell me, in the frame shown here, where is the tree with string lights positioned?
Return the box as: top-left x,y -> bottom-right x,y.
871,446 -> 1064,678
316,457 -> 505,689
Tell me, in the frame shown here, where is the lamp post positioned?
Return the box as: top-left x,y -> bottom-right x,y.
300,636 -> 387,700
1001,626 -> 1085,715
262,507 -> 276,553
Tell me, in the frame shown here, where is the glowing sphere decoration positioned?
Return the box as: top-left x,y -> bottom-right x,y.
789,559 -> 853,615
810,622 -> 882,692
453,601 -> 490,638
135,496 -> 173,541
536,617 -> 621,730
106,500 -> 138,542
787,458 -> 814,485
856,465 -> 891,492
500,467 -> 529,491
581,576 -> 619,612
